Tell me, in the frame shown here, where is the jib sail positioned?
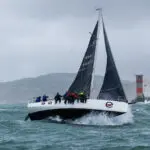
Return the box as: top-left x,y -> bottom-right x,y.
68,21 -> 99,98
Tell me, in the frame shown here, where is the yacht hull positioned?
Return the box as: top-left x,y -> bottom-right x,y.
27,99 -> 128,121
28,108 -> 125,121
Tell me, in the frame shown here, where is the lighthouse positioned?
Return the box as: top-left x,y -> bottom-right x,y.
136,75 -> 143,97
136,75 -> 144,101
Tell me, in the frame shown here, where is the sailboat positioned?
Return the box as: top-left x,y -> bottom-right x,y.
27,11 -> 128,121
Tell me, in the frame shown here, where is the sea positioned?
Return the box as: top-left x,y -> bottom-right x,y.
0,103 -> 150,150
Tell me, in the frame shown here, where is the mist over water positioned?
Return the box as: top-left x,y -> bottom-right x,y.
0,104 -> 150,150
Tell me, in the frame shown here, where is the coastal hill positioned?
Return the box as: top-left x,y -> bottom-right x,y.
0,73 -> 136,104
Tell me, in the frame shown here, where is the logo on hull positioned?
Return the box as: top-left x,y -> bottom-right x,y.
105,102 -> 113,108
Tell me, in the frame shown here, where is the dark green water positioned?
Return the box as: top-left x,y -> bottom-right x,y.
0,103 -> 150,150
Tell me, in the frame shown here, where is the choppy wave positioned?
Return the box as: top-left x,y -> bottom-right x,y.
73,107 -> 133,126
0,103 -> 150,150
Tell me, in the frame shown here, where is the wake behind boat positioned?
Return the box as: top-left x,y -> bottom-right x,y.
27,10 -> 129,121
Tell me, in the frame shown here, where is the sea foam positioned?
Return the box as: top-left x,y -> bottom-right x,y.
48,106 -> 133,126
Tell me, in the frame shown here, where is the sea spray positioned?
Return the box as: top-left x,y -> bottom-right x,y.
48,106 -> 133,126
73,107 -> 133,126
49,116 -> 63,122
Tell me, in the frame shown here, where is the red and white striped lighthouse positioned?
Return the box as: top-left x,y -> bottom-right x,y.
136,75 -> 143,97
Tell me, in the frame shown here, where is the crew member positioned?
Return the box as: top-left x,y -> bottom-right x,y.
54,92 -> 62,104
63,91 -> 68,104
79,92 -> 87,103
36,96 -> 41,102
66,92 -> 72,104
42,94 -> 48,102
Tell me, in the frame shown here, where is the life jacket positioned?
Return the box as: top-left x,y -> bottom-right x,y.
71,93 -> 76,98
79,92 -> 84,96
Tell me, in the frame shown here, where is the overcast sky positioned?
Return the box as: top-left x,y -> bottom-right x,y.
0,0 -> 150,82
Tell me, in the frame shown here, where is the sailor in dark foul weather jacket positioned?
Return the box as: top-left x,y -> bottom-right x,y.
63,91 -> 69,104
42,94 -> 49,102
54,92 -> 62,104
36,96 -> 41,102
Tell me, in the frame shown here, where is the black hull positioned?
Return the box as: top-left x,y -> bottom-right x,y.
28,109 -> 125,121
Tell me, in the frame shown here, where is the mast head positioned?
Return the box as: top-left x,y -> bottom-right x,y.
96,8 -> 102,12
96,8 -> 102,18
96,8 -> 104,26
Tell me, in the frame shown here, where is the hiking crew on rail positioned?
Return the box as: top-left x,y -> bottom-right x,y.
35,92 -> 87,104
54,91 -> 87,104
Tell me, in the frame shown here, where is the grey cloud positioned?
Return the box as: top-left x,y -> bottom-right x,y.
4,0 -> 150,26
0,0 -> 149,81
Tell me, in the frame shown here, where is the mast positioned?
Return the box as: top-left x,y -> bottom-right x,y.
90,8 -> 101,98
